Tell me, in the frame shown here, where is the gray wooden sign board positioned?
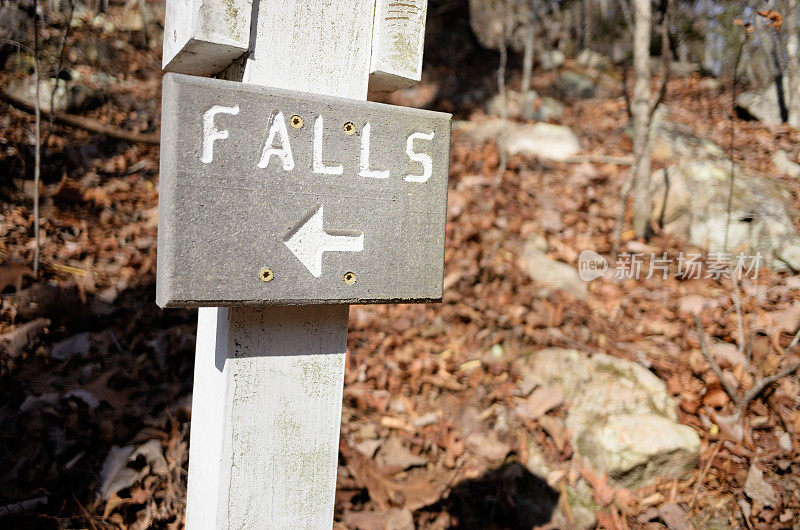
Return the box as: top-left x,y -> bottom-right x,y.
156,73 -> 451,307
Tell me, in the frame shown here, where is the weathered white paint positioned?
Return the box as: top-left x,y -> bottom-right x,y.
186,305 -> 350,528
283,205 -> 365,278
182,0 -> 376,527
368,0 -> 428,95
313,116 -> 344,175
162,0 -> 252,75
359,123 -> 390,179
404,130 -> 435,183
257,111 -> 295,170
201,105 -> 239,164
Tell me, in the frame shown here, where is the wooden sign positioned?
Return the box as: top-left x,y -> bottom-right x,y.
156,73 -> 451,308
162,0 -> 251,75
368,0 -> 428,95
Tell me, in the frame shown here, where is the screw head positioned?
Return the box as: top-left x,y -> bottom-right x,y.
343,122 -> 355,135
290,115 -> 303,128
259,268 -> 274,282
344,271 -> 356,284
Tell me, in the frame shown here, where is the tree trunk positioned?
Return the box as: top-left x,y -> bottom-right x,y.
632,0 -> 652,238
786,0 -> 800,127
521,0 -> 539,119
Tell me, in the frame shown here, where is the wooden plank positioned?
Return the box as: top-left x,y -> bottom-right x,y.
156,73 -> 451,308
368,0 -> 428,95
181,0 -> 376,527
162,0 -> 252,75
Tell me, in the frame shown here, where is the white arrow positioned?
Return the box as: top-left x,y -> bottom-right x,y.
283,205 -> 364,277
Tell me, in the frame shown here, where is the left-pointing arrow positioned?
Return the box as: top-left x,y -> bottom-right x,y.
283,205 -> 364,278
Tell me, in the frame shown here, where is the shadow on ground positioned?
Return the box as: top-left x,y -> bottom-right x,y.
429,462 -> 560,529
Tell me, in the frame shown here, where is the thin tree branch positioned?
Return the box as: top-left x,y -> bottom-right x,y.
47,0 -> 77,146
737,362 -> 800,416
724,36 -> 748,253
648,0 -> 672,120
730,270 -> 748,366
695,313 -> 741,405
33,0 -> 41,277
0,89 -> 161,145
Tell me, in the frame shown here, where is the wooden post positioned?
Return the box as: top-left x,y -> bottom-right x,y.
184,1 -> 375,527
159,1 -> 439,528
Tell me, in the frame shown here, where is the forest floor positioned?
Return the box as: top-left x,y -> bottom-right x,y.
1,3 -> 799,529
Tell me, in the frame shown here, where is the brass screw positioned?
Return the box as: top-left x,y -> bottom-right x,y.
259,268 -> 274,282
290,115 -> 303,128
343,122 -> 355,135
344,272 -> 356,284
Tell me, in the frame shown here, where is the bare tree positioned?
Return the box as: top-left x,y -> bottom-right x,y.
785,0 -> 800,126
631,0 -> 652,238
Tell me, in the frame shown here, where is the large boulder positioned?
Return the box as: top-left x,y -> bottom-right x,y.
576,49 -> 611,70
554,71 -> 598,99
736,82 -> 788,125
650,111 -> 728,162
485,90 -> 564,122
540,50 -> 565,71
648,161 -> 800,271
6,75 -> 103,114
773,150 -> 800,178
501,123 -> 581,161
517,348 -> 700,488
649,108 -> 800,271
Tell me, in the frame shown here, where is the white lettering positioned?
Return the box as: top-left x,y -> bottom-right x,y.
358,123 -> 389,179
403,131 -> 435,183
257,111 -> 295,171
201,105 -> 239,164
313,116 -> 343,175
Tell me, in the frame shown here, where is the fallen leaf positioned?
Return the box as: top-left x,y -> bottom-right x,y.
0,318 -> 50,358
702,386 -> 730,408
658,502 -> 693,530
343,510 -> 385,530
376,437 -> 428,470
515,384 -> 564,420
343,443 -> 442,511
580,466 -> 615,506
744,464 -> 778,507
538,415 -> 568,452
0,264 -> 34,293
97,445 -> 140,500
464,431 -> 511,462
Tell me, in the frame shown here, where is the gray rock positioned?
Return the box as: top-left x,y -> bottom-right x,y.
501,122 -> 581,161
516,348 -> 700,488
649,160 -> 800,271
485,90 -> 564,122
50,332 -> 91,360
736,82 -> 788,125
6,75 -> 103,113
575,414 -> 700,488
562,479 -> 599,530
576,48 -> 610,70
485,89 -> 538,119
777,243 -> 800,272
532,97 -> 565,122
773,150 -> 800,178
524,438 -> 550,477
554,71 -> 597,99
669,61 -> 699,78
521,239 -> 587,299
540,50 -> 565,71
650,108 -> 727,162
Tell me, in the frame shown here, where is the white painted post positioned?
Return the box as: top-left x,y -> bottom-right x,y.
368,0 -> 428,96
182,1 -> 378,528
